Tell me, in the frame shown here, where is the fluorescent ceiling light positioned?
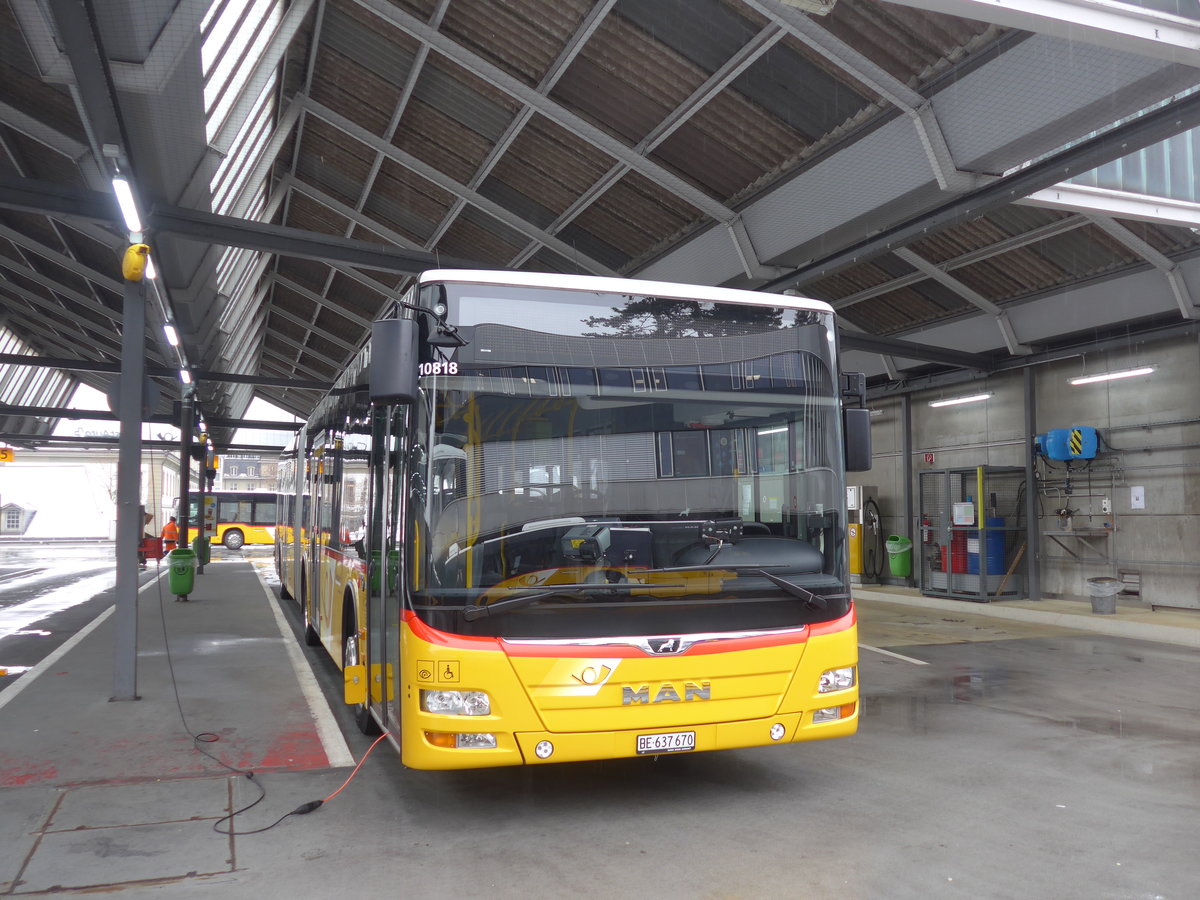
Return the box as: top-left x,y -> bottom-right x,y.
179,369 -> 192,385
1069,366 -> 1154,385
111,177 -> 142,233
929,392 -> 992,408
757,425 -> 789,435
163,324 -> 180,347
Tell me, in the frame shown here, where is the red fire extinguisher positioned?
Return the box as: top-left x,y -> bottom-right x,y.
921,516 -> 933,544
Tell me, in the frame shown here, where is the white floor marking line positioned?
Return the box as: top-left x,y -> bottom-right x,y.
858,643 -> 930,665
0,571 -> 163,714
252,565 -> 355,768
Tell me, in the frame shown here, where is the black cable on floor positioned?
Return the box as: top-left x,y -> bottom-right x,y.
155,567 -> 387,835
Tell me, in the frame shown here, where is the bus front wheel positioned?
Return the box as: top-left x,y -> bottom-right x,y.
222,529 -> 245,550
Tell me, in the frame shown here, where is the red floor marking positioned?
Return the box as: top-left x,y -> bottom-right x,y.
0,761 -> 59,786
253,727 -> 329,770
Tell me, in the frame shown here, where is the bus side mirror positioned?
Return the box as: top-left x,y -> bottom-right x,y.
370,318 -> 419,404
844,407 -> 872,472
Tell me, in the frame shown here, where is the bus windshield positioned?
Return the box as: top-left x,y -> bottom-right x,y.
407,283 -> 848,640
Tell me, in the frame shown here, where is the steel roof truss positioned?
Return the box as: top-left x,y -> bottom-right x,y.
349,0 -> 735,224
430,0 -> 616,257
886,0 -> 1200,67
1086,213 -> 1199,319
301,98 -> 617,275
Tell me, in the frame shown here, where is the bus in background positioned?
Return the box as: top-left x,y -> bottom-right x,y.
277,270 -> 872,770
182,490 -> 278,550
275,450 -> 305,600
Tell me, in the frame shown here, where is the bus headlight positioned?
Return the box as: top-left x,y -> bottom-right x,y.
819,666 -> 856,693
420,689 -> 491,716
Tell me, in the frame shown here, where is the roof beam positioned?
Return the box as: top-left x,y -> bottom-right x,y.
833,216 -> 1090,309
0,351 -> 331,389
0,176 -> 464,280
349,0 -> 734,224
741,0 -> 989,191
513,18 -> 784,269
884,0 -> 1200,67
435,0 -> 617,262
839,331 -> 992,371
762,89 -> 1200,291
1019,183 -> 1200,230
1086,214 -> 1199,319
300,97 -> 617,275
892,246 -> 1030,354
271,275 -> 374,330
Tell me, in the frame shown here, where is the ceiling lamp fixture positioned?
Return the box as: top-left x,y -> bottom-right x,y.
929,392 -> 992,408
111,176 -> 143,234
1069,366 -> 1154,385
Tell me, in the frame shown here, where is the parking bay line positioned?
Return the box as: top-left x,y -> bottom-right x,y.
858,643 -> 929,665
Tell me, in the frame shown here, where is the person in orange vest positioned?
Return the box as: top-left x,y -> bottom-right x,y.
161,516 -> 179,552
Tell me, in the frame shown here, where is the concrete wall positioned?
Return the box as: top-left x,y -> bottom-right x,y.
865,334 -> 1200,609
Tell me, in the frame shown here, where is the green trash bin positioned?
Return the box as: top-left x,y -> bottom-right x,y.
885,535 -> 913,578
168,548 -> 197,598
191,534 -> 211,566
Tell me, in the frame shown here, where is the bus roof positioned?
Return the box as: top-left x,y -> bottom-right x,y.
417,270 -> 833,316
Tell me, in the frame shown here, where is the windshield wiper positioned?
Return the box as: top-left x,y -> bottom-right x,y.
640,564 -> 831,611
461,585 -> 612,621
750,568 -> 828,610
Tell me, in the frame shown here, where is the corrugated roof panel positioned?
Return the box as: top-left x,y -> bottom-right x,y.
823,0 -> 997,87
322,1 -> 422,88
309,45 -> 405,138
441,0 -> 592,88
843,286 -> 968,334
1121,219 -> 1200,255
329,270 -> 391,317
393,98 -> 495,186
285,190 -> 352,238
487,116 -> 616,220
476,176 -> 558,232
523,247 -> 579,274
436,211 -> 527,266
0,59 -> 85,149
554,222 -> 629,271
551,11 -> 707,146
277,255 -> 334,294
619,0 -> 875,139
408,55 -> 522,143
364,157 -> 457,242
573,170 -> 698,262
294,117 -> 376,207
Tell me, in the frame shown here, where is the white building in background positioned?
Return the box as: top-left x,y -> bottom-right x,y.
0,448 -> 182,540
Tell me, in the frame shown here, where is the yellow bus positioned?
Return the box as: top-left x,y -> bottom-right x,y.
184,491 -> 277,550
277,270 -> 872,769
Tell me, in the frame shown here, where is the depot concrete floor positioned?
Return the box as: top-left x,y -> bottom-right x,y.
0,559 -> 1196,899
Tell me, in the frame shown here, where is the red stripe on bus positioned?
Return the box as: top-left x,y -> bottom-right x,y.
403,605 -> 855,657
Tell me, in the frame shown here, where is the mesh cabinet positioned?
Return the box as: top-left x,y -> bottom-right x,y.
919,466 -> 1027,601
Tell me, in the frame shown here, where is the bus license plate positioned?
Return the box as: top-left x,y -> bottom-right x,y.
636,731 -> 695,755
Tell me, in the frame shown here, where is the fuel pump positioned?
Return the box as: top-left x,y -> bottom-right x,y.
847,485 -> 884,585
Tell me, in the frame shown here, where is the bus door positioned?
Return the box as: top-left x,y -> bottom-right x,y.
311,436 -> 340,644
365,414 -> 388,728
378,407 -> 410,730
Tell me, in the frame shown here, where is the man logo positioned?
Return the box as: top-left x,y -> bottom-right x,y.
622,681 -> 711,705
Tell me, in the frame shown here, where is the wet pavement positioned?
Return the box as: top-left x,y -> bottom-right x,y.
0,552 -> 1196,898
